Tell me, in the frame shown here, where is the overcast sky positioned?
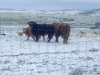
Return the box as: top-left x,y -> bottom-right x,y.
0,0 -> 100,10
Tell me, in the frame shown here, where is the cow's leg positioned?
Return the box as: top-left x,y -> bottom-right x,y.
48,34 -> 53,42
31,35 -> 36,41
63,36 -> 66,44
26,35 -> 30,40
65,36 -> 68,44
63,35 -> 69,44
65,31 -> 70,44
36,36 -> 39,42
62,34 -> 66,44
55,35 -> 59,42
42,35 -> 45,41
48,35 -> 51,42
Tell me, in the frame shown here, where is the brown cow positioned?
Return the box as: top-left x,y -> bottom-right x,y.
53,22 -> 70,44
94,32 -> 100,34
94,32 -> 100,36
80,31 -> 86,37
81,31 -> 86,34
22,26 -> 36,41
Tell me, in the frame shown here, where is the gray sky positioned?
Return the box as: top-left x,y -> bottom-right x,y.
0,0 -> 100,10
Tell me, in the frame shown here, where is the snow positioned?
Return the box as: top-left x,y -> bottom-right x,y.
0,27 -> 100,75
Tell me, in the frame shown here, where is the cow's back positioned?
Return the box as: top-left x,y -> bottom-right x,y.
30,24 -> 47,36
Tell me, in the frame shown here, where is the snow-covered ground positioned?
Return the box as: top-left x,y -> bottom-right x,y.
0,26 -> 100,75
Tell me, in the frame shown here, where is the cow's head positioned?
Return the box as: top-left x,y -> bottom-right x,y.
28,21 -> 37,28
28,21 -> 36,25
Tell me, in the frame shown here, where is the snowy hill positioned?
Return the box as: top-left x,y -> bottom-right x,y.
78,9 -> 100,16
0,8 -> 100,16
0,8 -> 83,15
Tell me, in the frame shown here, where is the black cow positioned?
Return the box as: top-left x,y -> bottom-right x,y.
28,21 -> 55,42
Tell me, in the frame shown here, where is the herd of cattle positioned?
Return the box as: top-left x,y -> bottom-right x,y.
18,21 -> 70,44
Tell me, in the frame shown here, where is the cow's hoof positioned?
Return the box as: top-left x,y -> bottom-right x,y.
63,42 -> 68,44
48,41 -> 50,42
55,40 -> 58,42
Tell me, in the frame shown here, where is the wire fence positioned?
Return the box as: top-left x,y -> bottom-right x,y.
0,11 -> 100,75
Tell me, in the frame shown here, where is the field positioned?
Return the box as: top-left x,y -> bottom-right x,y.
0,11 -> 100,75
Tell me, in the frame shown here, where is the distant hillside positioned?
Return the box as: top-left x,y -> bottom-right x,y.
78,9 -> 100,15
0,8 -> 26,11
0,8 -> 15,10
0,8 -> 100,16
